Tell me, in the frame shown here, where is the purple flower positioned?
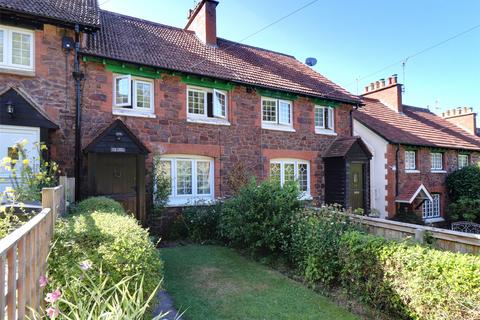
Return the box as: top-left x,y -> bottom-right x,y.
39,275 -> 48,288
79,260 -> 92,271
45,288 -> 61,304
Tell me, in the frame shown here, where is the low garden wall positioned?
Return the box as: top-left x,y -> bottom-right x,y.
349,214 -> 480,254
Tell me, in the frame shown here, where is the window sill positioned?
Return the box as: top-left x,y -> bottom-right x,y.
261,123 -> 295,132
424,217 -> 444,224
430,170 -> 447,173
0,66 -> 35,77
112,109 -> 156,118
299,193 -> 313,201
166,196 -> 215,207
187,117 -> 231,126
315,128 -> 337,136
405,169 -> 420,173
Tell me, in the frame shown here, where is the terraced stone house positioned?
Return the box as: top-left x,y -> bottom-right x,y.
354,76 -> 480,223
0,0 -> 373,221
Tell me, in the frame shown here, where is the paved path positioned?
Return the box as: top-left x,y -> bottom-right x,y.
153,290 -> 182,320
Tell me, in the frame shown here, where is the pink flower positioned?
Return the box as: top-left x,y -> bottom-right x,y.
45,288 -> 61,304
39,275 -> 48,288
46,306 -> 59,318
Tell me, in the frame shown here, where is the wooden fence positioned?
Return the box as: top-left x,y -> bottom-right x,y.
0,185 -> 64,319
349,214 -> 480,254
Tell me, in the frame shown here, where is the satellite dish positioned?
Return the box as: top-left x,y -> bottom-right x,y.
305,57 -> 317,67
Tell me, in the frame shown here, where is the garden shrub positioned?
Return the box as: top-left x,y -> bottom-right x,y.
446,165 -> 480,202
70,196 -> 126,215
218,179 -> 302,255
48,197 -> 163,302
448,197 -> 480,223
289,206 -> 358,286
339,231 -> 480,320
183,202 -> 222,243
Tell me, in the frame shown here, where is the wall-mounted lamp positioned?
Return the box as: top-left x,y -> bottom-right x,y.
6,100 -> 14,117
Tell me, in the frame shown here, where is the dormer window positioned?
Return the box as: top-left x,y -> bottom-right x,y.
0,25 -> 34,72
187,86 -> 229,125
113,74 -> 155,117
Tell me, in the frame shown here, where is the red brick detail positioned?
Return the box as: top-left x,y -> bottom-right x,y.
362,83 -> 403,113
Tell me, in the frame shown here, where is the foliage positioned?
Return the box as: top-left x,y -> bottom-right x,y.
69,196 -> 125,215
288,206 -> 358,286
226,161 -> 251,195
183,202 -> 222,243
152,157 -> 171,215
448,197 -> 480,223
32,269 -> 167,320
446,165 -> 480,203
339,231 -> 480,320
218,179 -> 302,255
0,207 -> 20,238
1,140 -> 59,202
48,197 -> 163,303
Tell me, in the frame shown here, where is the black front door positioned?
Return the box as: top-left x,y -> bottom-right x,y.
349,163 -> 364,211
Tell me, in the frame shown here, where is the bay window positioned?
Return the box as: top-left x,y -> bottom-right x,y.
187,86 -> 228,123
0,25 -> 34,71
261,97 -> 293,130
270,159 -> 310,198
156,156 -> 214,205
315,106 -> 335,134
113,74 -> 154,116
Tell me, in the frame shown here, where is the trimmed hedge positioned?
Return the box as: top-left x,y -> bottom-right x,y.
446,165 -> 480,203
48,197 -> 163,301
339,231 -> 480,320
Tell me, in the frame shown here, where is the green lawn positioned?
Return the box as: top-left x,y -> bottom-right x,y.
161,245 -> 358,320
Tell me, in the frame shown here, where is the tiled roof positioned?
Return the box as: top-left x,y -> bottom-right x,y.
82,10 -> 360,104
354,98 -> 480,151
0,0 -> 100,30
396,181 -> 432,203
325,136 -> 370,158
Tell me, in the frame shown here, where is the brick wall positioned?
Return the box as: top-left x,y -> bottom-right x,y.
385,144 -> 480,218
77,61 -> 353,205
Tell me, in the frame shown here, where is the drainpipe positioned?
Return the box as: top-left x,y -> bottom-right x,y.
395,144 -> 400,197
350,104 -> 360,136
73,24 -> 84,201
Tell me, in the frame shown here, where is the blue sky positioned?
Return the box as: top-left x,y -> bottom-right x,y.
101,0 -> 480,115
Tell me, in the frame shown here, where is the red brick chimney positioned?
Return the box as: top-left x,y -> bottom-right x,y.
362,75 -> 403,113
185,0 -> 219,47
442,107 -> 478,135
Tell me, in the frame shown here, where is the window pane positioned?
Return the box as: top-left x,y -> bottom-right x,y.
315,107 -> 324,128
262,100 -> 277,122
327,108 -> 334,129
157,160 -> 172,195
188,90 -> 205,114
12,32 -> 31,66
405,151 -> 416,170
298,163 -> 308,192
196,161 -> 211,195
284,163 -> 295,183
0,30 -> 4,63
115,77 -> 130,105
270,163 -> 281,184
176,160 -> 192,195
431,153 -> 442,170
214,91 -> 226,117
458,155 -> 468,169
135,82 -> 151,109
278,101 -> 291,124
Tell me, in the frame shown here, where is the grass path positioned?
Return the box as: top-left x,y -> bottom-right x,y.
161,245 -> 358,320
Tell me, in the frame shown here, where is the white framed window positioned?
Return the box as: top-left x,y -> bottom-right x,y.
186,86 -> 228,122
261,97 -> 293,130
113,75 -> 154,115
269,159 -> 310,198
0,25 -> 35,71
423,193 -> 440,219
314,106 -> 334,131
431,153 -> 443,171
405,151 -> 416,170
155,155 -> 214,206
458,154 -> 469,169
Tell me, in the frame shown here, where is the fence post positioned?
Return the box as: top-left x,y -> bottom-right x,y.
415,229 -> 425,244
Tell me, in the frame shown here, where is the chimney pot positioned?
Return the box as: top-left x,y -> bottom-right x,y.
364,86 -> 369,93
375,81 -> 380,89
370,82 -> 375,91
391,74 -> 398,84
380,78 -> 386,87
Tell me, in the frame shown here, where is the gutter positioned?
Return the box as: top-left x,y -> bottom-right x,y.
73,24 -> 85,201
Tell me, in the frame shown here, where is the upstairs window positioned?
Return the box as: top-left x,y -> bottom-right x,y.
315,106 -> 334,132
458,154 -> 469,169
269,159 -> 310,196
423,193 -> 441,219
113,75 -> 154,114
431,153 -> 443,171
187,86 -> 228,121
0,25 -> 34,71
405,151 -> 416,170
262,98 -> 293,129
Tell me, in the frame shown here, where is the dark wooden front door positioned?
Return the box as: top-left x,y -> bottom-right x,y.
349,163 -> 364,211
95,154 -> 137,215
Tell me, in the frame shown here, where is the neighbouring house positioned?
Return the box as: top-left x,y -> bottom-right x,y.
0,0 -> 372,223
353,75 -> 480,223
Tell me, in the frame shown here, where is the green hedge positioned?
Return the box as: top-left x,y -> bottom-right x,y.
339,231 -> 480,320
48,197 -> 163,301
